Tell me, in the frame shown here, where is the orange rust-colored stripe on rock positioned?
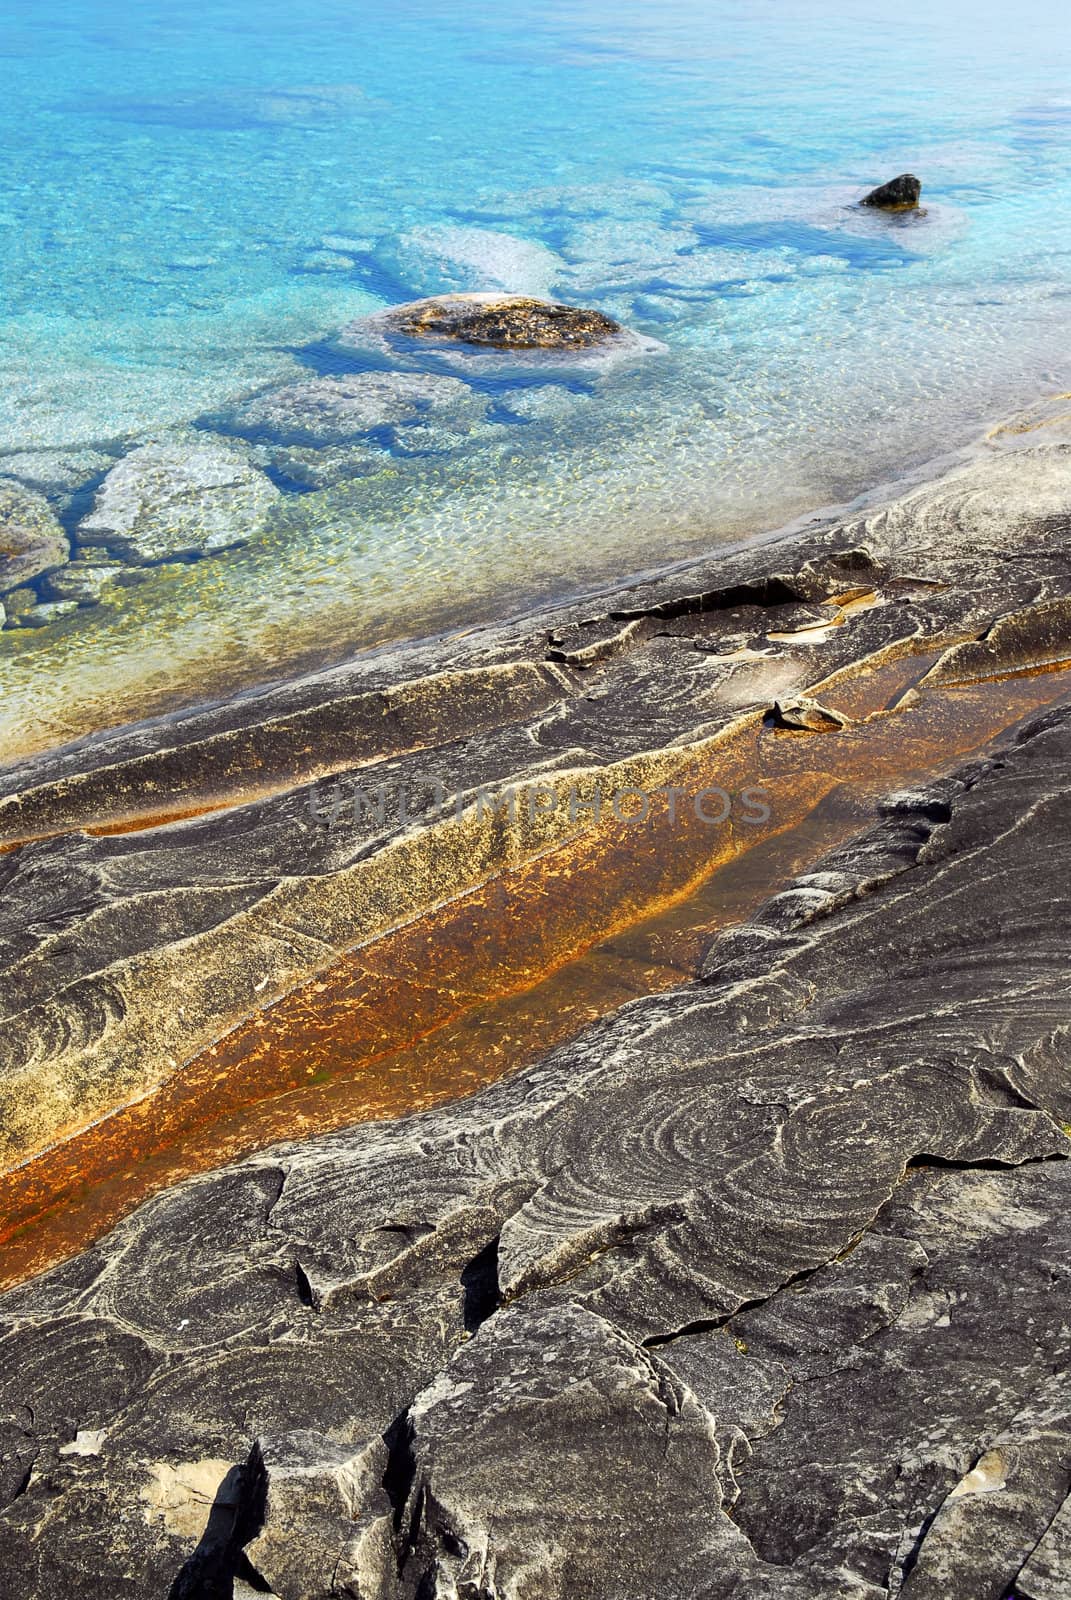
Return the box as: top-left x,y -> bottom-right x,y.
1,658 -> 1070,1290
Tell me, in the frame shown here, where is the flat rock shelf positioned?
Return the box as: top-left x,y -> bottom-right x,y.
1,398 -> 1071,1598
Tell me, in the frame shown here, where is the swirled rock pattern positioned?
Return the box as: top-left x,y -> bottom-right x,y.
1,690 -> 1070,1597
2,407 -> 1071,1596
3,411 -> 1071,1169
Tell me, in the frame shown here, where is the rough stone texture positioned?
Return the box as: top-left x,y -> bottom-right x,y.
771,692 -> 850,731
2,411 -> 1071,1168
389,294 -> 622,348
76,438 -> 281,563
861,173 -> 923,210
0,479 -> 69,594
1,697 -> 1070,1596
2,403 -> 1071,1596
1018,1493 -> 1071,1598
337,293 -> 665,375
242,1433 -> 395,1600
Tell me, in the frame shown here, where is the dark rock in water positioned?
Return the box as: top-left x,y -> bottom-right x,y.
0,479 -> 69,595
336,293 -> 664,374
860,172 -> 922,210
388,292 -> 623,349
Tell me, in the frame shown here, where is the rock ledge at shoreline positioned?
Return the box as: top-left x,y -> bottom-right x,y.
1,400 -> 1071,1598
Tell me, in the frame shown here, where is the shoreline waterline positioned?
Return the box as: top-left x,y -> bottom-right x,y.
2,384 -> 1068,771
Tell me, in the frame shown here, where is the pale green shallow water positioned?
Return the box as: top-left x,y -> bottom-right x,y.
1,0 -> 1070,754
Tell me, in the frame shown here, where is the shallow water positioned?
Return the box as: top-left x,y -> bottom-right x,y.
2,0 -> 1071,752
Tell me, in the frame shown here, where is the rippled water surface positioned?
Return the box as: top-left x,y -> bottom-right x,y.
2,0 -> 1070,751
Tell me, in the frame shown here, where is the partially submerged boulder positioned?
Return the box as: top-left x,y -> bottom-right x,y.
860,172 -> 922,211
389,293 -> 622,349
0,479 -> 69,594
77,439 -> 281,564
337,293 -> 665,376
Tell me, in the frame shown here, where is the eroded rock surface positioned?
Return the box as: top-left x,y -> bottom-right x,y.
2,413 -> 1071,1170
1,404 -> 1071,1596
388,293 -> 621,349
1,691 -> 1070,1597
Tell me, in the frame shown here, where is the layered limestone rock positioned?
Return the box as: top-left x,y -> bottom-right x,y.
1,703 -> 1070,1597
2,413 -> 1071,1170
2,402 -> 1071,1597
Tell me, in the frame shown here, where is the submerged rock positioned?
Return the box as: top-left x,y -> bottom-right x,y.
218,371 -> 479,448
262,442 -> 391,492
0,480 -> 69,594
380,224 -> 565,298
77,439 -> 281,564
91,83 -> 367,132
41,557 -> 127,606
860,172 -> 922,210
0,448 -> 114,500
4,599 -> 80,628
1,586 -> 41,621
298,249 -> 356,274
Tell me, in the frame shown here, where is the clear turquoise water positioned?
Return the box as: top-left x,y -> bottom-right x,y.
2,0 -> 1071,749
